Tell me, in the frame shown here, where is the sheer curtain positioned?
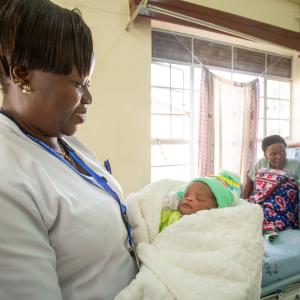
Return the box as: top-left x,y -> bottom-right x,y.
198,67 -> 259,183
198,67 -> 215,176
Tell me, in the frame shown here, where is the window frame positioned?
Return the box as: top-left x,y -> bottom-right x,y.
151,60 -> 196,181
151,30 -> 293,182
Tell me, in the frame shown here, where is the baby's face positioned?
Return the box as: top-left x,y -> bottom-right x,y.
178,182 -> 218,215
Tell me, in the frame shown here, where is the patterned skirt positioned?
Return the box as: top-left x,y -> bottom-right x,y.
248,168 -> 299,231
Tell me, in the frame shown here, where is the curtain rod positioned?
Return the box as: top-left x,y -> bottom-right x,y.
126,2 -> 294,51
146,5 -> 291,49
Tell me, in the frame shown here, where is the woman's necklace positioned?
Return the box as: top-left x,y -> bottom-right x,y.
57,139 -> 72,163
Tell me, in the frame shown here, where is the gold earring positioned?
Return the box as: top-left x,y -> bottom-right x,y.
14,78 -> 21,86
21,84 -> 32,94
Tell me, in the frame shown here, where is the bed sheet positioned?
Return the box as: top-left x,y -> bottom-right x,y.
262,229 -> 300,296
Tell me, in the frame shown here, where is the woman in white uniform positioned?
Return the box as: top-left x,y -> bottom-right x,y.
0,1 -> 137,299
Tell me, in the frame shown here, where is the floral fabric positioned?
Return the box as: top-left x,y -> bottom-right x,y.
248,168 -> 299,231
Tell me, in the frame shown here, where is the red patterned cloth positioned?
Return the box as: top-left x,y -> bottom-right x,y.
248,168 -> 299,231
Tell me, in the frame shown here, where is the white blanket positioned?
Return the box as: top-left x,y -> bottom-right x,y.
115,179 -> 264,300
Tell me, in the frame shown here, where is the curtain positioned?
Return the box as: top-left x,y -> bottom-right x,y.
198,68 -> 259,183
198,67 -> 215,176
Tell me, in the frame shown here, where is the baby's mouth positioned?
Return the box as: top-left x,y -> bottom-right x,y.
181,202 -> 192,209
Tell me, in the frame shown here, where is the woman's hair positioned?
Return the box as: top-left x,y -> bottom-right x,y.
262,135 -> 287,152
0,0 -> 93,92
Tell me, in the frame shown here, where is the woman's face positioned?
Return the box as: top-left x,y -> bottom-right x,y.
14,62 -> 94,138
178,182 -> 218,215
264,143 -> 286,169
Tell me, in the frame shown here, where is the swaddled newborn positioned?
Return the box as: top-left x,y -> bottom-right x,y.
115,171 -> 264,300
160,171 -> 241,232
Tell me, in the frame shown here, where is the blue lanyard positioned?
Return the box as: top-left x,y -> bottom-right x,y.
0,110 -> 134,249
104,159 -> 112,174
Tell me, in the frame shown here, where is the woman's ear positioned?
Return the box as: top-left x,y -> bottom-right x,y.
10,67 -> 32,94
11,66 -> 31,84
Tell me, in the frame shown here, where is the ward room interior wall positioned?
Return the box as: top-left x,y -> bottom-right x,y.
1,0 -> 299,195
53,0 -> 151,196
186,0 -> 300,31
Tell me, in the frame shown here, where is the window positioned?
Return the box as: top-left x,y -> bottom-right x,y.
151,62 -> 194,182
257,78 -> 291,159
151,30 -> 292,181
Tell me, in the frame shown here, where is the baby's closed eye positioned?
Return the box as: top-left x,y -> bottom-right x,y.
196,196 -> 206,202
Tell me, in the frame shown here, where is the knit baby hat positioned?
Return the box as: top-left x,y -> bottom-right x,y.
177,170 -> 241,208
216,170 -> 241,196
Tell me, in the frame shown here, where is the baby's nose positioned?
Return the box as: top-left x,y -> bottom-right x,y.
184,196 -> 193,202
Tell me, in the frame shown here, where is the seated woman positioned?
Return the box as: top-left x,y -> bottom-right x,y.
242,135 -> 300,232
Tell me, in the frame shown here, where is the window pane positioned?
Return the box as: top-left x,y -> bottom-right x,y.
151,165 -> 190,182
211,69 -> 231,80
259,77 -> 264,97
267,80 -> 280,98
233,47 -> 265,74
193,39 -> 232,69
279,81 -> 290,99
193,142 -> 199,177
151,144 -> 190,166
151,88 -> 170,114
279,100 -> 290,119
171,66 -> 184,89
266,99 -> 290,119
266,119 -> 290,137
258,119 -> 264,139
151,63 -> 170,87
267,99 -> 280,119
259,98 -> 265,118
152,31 -> 192,63
266,54 -> 292,78
171,116 -> 184,139
151,144 -> 168,166
279,120 -> 290,138
171,64 -> 190,89
256,141 -> 263,160
232,73 -> 257,83
266,119 -> 280,136
193,90 -> 200,118
151,115 -> 170,139
184,117 -> 191,140
171,116 -> 191,139
171,90 -> 190,114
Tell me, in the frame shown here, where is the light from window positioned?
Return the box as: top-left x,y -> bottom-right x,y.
151,62 -> 193,182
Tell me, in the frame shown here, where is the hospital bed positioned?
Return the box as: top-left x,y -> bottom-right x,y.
261,230 -> 300,300
260,148 -> 300,299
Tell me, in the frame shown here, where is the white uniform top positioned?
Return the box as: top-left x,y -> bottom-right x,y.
0,114 -> 137,300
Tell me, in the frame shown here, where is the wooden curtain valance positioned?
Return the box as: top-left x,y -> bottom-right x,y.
129,0 -> 300,52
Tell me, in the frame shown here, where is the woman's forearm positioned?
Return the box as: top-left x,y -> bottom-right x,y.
241,177 -> 254,199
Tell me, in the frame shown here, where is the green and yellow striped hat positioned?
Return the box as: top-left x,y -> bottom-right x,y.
176,170 -> 241,208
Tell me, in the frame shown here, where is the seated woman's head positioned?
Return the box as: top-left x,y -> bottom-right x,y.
177,176 -> 236,215
0,0 -> 94,137
262,135 -> 287,169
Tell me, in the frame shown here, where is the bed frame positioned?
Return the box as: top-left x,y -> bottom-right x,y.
261,282 -> 300,300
